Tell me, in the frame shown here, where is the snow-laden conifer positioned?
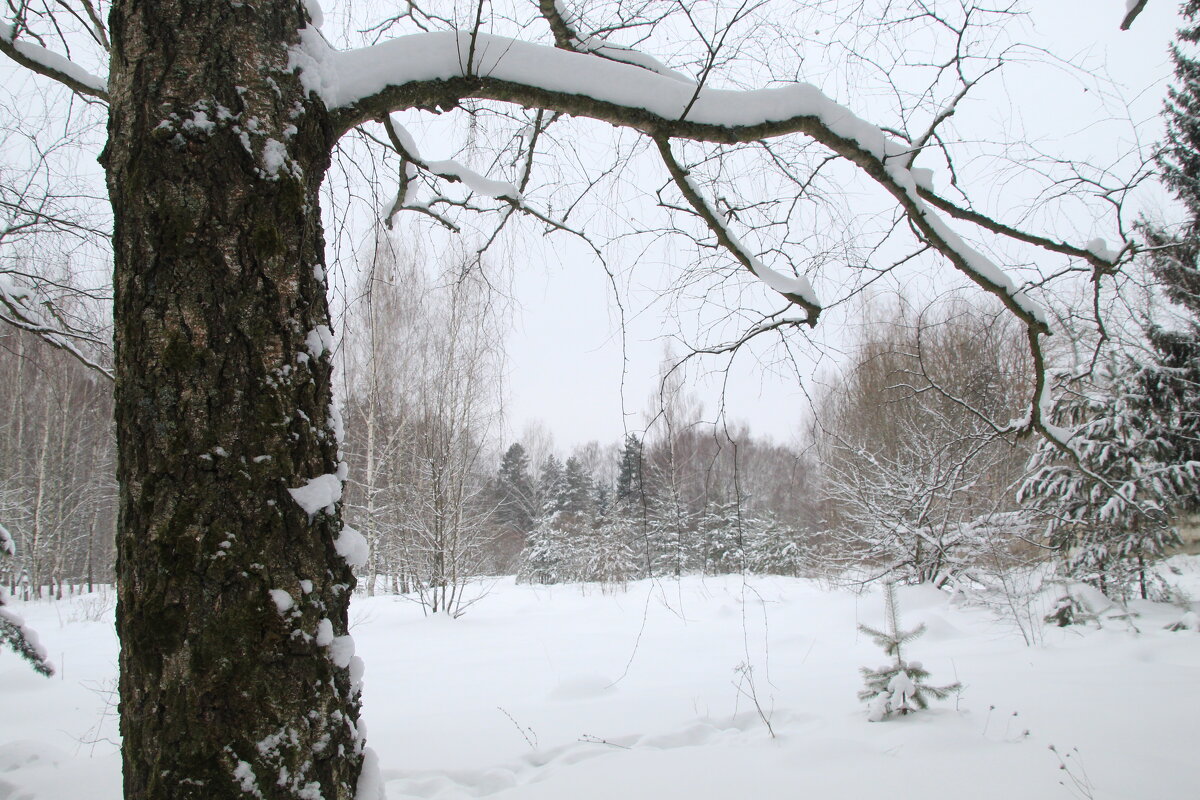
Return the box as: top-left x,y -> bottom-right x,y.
1019,355 -> 1183,600
858,582 -> 958,721
1130,0 -> 1200,522
0,525 -> 53,676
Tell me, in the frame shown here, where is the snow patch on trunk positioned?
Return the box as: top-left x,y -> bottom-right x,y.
268,589 -> 294,614
335,526 -> 369,568
288,474 -> 342,516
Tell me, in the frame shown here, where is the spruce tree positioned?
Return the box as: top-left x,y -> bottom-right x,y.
615,435 -> 654,577
1133,0 -> 1200,518
858,582 -> 959,721
1021,10 -> 1200,600
561,457 -> 595,516
516,516 -> 574,585
699,499 -> 744,575
1019,357 -> 1182,600
536,455 -> 566,518
495,443 -> 536,534
615,434 -> 647,506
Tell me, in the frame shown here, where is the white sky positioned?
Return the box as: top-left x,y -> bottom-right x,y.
500,0 -> 1184,453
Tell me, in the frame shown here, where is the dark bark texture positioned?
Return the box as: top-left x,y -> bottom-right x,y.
104,1 -> 363,797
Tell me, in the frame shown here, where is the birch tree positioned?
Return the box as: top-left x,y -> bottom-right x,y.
0,0 -> 1158,797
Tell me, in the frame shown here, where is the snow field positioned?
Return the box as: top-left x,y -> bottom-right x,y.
3,563 -> 1200,799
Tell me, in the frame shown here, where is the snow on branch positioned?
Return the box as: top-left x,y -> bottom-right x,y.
379,114 -> 597,247
383,116 -> 522,202
0,22 -> 108,101
1121,0 -> 1150,31
0,273 -> 113,380
293,23 -> 1129,441
297,30 -> 1066,316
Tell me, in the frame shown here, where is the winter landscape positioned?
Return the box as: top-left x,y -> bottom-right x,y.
4,563 -> 1200,800
3,0 -> 1200,799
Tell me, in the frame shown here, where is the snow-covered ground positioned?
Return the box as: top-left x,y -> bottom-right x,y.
3,559 -> 1200,799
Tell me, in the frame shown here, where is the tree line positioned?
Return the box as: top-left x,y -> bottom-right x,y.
0,326 -> 115,598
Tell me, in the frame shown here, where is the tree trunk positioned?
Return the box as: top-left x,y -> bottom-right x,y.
104,1 -> 363,797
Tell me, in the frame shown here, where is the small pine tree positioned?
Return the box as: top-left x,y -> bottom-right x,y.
1043,592 -> 1096,628
516,515 -> 572,584
858,582 -> 958,721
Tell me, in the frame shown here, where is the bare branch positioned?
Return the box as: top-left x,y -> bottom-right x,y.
0,22 -> 108,101
655,135 -> 821,323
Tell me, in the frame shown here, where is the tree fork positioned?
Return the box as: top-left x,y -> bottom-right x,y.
104,1 -> 363,797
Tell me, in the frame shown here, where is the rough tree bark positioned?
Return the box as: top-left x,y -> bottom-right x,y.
103,1 -> 362,797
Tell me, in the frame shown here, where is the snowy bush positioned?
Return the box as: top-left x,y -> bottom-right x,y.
0,527 -> 53,676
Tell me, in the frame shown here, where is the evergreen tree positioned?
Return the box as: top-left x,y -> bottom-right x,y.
699,499 -> 744,575
858,582 -> 959,721
1133,1 -> 1200,518
746,513 -> 807,577
580,517 -> 637,590
516,516 -> 574,585
495,443 -> 536,534
1020,13 -> 1200,601
594,484 -> 612,518
615,434 -> 654,577
616,434 -> 648,506
561,457 -> 595,516
536,455 -> 566,518
1019,356 -> 1183,600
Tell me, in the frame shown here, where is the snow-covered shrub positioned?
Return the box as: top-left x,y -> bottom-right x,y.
0,526 -> 52,676
1164,610 -> 1199,632
516,513 -> 579,585
1044,592 -> 1095,628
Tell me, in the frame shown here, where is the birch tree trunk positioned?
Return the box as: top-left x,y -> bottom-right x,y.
104,1 -> 363,796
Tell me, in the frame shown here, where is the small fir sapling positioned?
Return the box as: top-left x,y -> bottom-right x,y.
1044,584 -> 1097,628
858,581 -> 959,721
1164,610 -> 1199,632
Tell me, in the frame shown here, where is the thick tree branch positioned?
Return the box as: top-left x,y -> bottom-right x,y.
314,31 -> 1081,441
1121,0 -> 1149,31
0,23 -> 108,101
315,35 -> 1077,344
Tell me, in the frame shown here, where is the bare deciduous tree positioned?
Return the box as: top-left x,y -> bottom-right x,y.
812,298 -> 1033,584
